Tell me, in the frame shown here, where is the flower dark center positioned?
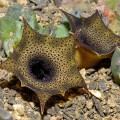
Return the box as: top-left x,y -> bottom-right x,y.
28,56 -> 56,82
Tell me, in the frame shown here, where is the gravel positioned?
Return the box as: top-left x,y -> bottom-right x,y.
0,0 -> 120,120
0,67 -> 120,120
0,106 -> 13,120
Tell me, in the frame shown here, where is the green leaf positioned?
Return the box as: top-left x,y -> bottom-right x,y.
54,24 -> 69,38
0,17 -> 16,40
21,7 -> 39,30
38,25 -> 50,35
5,4 -> 23,21
13,21 -> 23,45
3,40 -> 13,57
111,47 -> 120,85
2,21 -> 22,56
0,3 -> 39,56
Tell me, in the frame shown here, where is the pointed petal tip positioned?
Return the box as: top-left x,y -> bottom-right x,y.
21,16 -> 29,29
59,9 -> 70,16
40,102 -> 45,115
37,93 -> 50,115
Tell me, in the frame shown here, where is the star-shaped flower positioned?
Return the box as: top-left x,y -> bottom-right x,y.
1,18 -> 87,114
61,10 -> 120,68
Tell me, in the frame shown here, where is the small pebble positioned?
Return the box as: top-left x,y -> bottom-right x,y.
86,100 -> 93,110
50,116 -> 62,120
29,102 -> 35,109
64,101 -> 73,108
13,104 -> 24,116
88,109 -> 95,115
20,117 -> 30,120
107,98 -> 116,108
44,115 -> 51,120
92,97 -> 105,117
104,105 -> 111,115
89,81 -> 98,90
78,114 -> 86,120
98,80 -> 108,92
8,96 -> 16,105
47,107 -> 56,116
98,68 -> 107,74
0,99 -> 4,108
86,68 -> 95,74
6,104 -> 13,111
13,112 -> 21,120
0,106 -> 13,120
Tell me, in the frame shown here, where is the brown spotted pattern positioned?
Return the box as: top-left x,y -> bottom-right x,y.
1,18 -> 84,114
61,10 -> 120,54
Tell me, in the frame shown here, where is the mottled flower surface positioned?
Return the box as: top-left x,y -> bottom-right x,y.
61,10 -> 120,68
1,18 -> 86,114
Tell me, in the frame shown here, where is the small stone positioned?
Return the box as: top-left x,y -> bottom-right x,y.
106,69 -> 112,76
98,68 -> 107,74
92,97 -> 105,117
54,104 -> 60,113
94,113 -> 101,120
20,117 -> 30,120
0,106 -> 13,120
104,105 -> 111,115
4,103 -> 9,109
111,118 -> 120,120
102,116 -> 111,120
13,104 -> 24,116
29,102 -> 35,109
86,68 -> 95,74
0,0 -> 9,7
50,116 -> 62,120
6,104 -> 13,111
86,100 -> 93,110
98,80 -> 108,92
79,96 -> 87,106
78,114 -> 86,120
64,101 -> 73,108
44,115 -> 51,120
62,111 -> 73,120
13,112 -> 21,120
58,102 -> 65,108
89,81 -> 98,90
10,90 -> 17,97
0,99 -> 4,108
107,97 -> 116,108
47,107 -> 56,116
51,8 -> 57,14
82,107 -> 87,113
88,109 -> 95,119
8,96 -> 16,105
88,109 -> 95,115
115,106 -> 120,112
89,90 -> 102,99
17,0 -> 27,4
92,74 -> 99,81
